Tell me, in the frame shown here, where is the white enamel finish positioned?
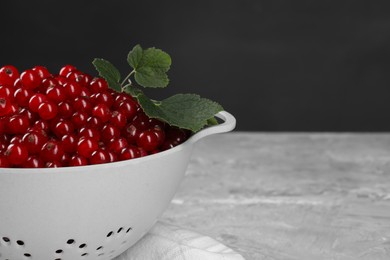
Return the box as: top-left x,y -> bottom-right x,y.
0,111 -> 235,260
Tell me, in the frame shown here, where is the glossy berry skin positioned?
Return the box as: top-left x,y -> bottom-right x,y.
77,137 -> 98,158
19,107 -> 39,124
38,101 -> 58,120
68,155 -> 88,166
89,78 -> 108,93
22,131 -> 48,155
73,97 -> 92,114
46,86 -> 67,103
101,124 -> 120,143
0,65 -> 191,168
71,112 -> 88,129
59,65 -> 77,77
29,93 -> 48,112
45,161 -> 62,168
7,115 -> 30,134
78,127 -> 101,142
41,77 -> 59,90
40,140 -> 64,162
0,95 -> 12,116
32,66 -> 50,79
0,85 -> 15,101
58,102 -> 73,119
92,104 -> 111,123
137,129 -> 165,151
53,120 -> 74,138
86,116 -> 103,128
109,111 -> 127,129
119,146 -> 140,161
0,65 -> 19,86
5,143 -> 28,165
91,92 -> 113,107
14,87 -> 33,107
20,69 -> 41,90
90,149 -> 110,164
61,134 -> 77,153
117,100 -> 137,120
108,137 -> 128,154
22,156 -> 45,168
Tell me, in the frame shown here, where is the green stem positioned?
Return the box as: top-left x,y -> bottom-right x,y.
121,70 -> 135,86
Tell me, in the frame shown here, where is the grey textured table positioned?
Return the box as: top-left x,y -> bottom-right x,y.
160,133 -> 390,260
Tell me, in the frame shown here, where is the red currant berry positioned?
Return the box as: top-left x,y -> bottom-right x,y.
7,115 -> 30,134
55,76 -> 69,86
0,95 -> 12,116
5,143 -> 28,165
0,65 -> 19,86
107,151 -> 117,162
28,93 -> 48,112
33,120 -> 50,132
61,153 -> 71,166
137,129 -> 164,151
90,149 -> 110,164
77,137 -> 98,158
59,65 -> 77,77
19,107 -> 39,124
138,147 -> 148,157
92,104 -> 111,123
22,131 -> 47,154
58,101 -> 73,119
61,134 -> 78,153
78,127 -> 101,141
14,87 -> 33,107
80,87 -> 91,97
166,127 -> 189,144
89,78 -> 109,93
32,66 -> 51,79
38,101 -> 58,120
101,124 -> 120,143
41,77 -> 59,89
20,69 -> 41,90
118,100 -> 137,120
71,112 -> 88,129
149,118 -> 166,130
40,140 -> 64,162
53,120 -> 74,138
91,92 -> 113,107
68,155 -> 88,166
0,85 -> 15,101
63,82 -> 82,99
46,86 -> 67,103
73,97 -> 92,114
119,146 -> 140,161
22,156 -> 45,168
45,161 -> 62,168
108,137 -> 128,154
86,116 -> 103,128
109,111 -> 127,129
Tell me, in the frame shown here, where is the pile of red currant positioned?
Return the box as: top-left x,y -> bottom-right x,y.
0,65 -> 190,168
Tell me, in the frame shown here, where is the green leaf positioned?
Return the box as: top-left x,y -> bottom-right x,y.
132,92 -> 223,132
127,44 -> 143,69
92,58 -> 122,92
127,46 -> 171,88
207,117 -> 219,126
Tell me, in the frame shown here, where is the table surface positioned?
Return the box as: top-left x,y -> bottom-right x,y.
160,133 -> 390,260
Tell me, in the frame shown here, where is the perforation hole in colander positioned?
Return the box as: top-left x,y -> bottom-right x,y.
0,226 -> 133,260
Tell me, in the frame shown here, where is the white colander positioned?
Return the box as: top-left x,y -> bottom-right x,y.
0,111 -> 236,260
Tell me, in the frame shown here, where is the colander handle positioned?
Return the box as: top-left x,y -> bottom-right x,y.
188,111 -> 236,144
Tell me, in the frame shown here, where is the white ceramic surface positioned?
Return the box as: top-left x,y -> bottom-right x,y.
0,111 -> 236,260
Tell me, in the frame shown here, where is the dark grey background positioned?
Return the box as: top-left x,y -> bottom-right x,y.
1,0 -> 390,131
